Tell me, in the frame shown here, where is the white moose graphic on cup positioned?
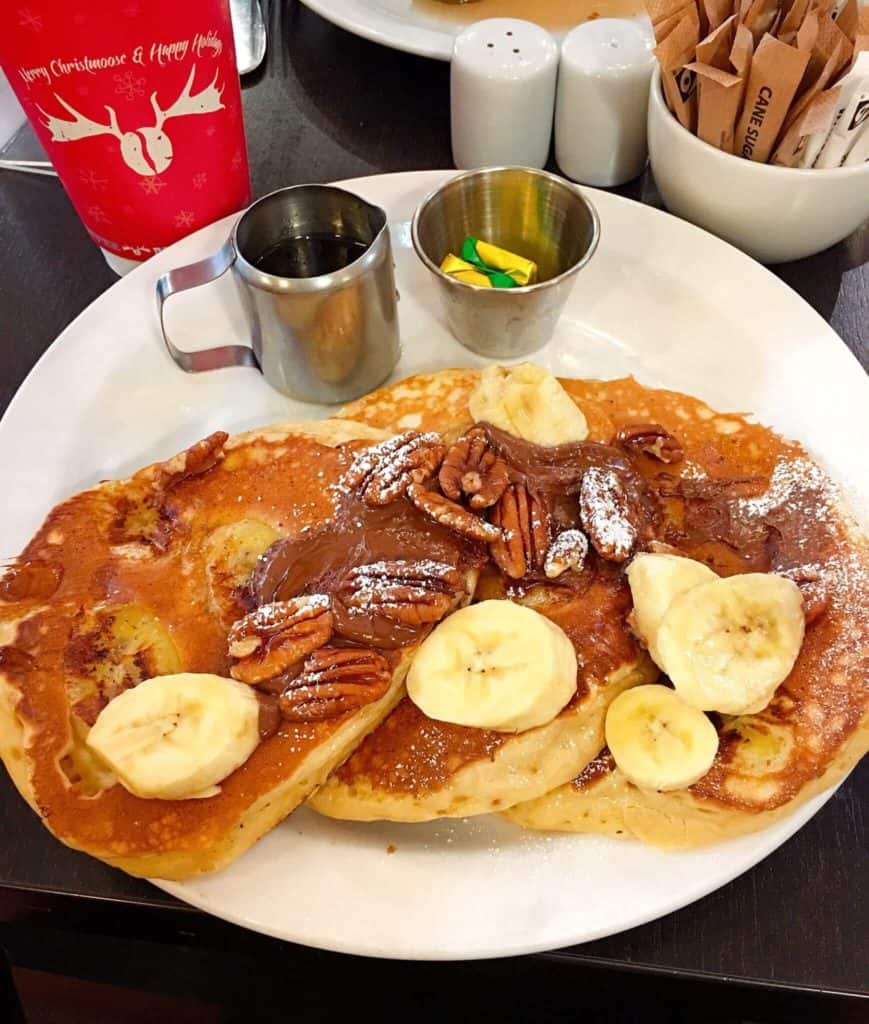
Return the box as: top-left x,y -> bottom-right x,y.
38,65 -> 224,177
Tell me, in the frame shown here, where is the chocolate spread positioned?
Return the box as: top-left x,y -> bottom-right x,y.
253,482 -> 487,649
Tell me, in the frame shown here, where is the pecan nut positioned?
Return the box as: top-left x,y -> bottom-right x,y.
579,467 -> 638,562
279,646 -> 391,722
337,559 -> 465,627
614,424 -> 683,464
489,484 -> 550,579
439,428 -> 509,510
154,431 -> 228,491
343,431 -> 446,506
544,529 -> 589,579
406,483 -> 502,543
228,595 -> 333,685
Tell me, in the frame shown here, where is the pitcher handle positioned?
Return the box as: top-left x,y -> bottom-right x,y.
156,239 -> 259,373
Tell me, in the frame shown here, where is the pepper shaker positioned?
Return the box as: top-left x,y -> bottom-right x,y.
451,19 -> 559,170
555,19 -> 655,187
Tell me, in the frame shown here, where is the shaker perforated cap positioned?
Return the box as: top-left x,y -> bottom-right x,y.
451,19 -> 559,170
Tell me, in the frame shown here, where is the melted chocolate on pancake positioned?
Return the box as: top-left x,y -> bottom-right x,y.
252,484 -> 487,649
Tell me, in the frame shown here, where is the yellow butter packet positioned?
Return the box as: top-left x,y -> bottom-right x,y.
474,240 -> 538,286
440,253 -> 493,288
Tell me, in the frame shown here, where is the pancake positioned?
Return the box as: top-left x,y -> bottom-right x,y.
500,387 -> 869,847
309,370 -> 663,823
311,370 -> 868,834
0,418 -> 483,879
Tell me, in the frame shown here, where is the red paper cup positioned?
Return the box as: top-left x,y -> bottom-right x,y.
1,1 -> 251,271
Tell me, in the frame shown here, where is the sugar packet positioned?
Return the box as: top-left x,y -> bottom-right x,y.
733,33 -> 811,161
813,50 -> 869,166
687,18 -> 754,151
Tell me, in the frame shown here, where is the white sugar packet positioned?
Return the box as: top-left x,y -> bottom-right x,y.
806,51 -> 869,167
843,117 -> 869,162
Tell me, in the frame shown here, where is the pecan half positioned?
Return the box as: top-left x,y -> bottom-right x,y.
154,431 -> 228,491
580,467 -> 638,562
489,484 -> 550,579
343,431 -> 446,506
406,483 -> 502,543
614,424 -> 683,464
337,559 -> 465,627
544,529 -> 589,579
439,428 -> 509,510
228,595 -> 333,685
279,646 -> 391,723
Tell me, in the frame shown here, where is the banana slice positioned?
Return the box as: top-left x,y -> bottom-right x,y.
656,574 -> 805,715
86,673 -> 261,800
406,599 -> 577,732
204,519 -> 281,625
468,364 -> 588,446
605,684 -> 719,791
627,553 -> 718,664
66,604 -> 182,713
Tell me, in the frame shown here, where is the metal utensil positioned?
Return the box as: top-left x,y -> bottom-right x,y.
0,159 -> 56,176
411,166 -> 600,359
230,0 -> 267,75
157,184 -> 401,404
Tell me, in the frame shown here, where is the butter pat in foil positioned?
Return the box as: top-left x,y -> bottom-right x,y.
440,237 -> 539,288
466,237 -> 538,286
439,253 -> 494,288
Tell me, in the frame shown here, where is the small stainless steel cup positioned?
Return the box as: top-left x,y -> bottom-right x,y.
411,167 -> 599,358
157,185 -> 400,403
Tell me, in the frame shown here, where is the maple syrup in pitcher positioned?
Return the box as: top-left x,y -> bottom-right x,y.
0,0 -> 250,273
253,234 -> 370,278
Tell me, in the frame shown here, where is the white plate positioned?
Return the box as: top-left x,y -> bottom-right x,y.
300,0 -> 649,61
2,171 -> 867,959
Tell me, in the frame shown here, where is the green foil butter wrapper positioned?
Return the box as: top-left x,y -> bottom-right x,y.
440,237 -> 539,288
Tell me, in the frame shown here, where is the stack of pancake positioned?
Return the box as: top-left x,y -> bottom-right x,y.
1,367 -> 866,879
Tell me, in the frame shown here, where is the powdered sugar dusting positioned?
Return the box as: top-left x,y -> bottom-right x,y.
736,457 -> 836,523
338,431 -> 443,504
579,467 -> 636,560
340,559 -> 459,615
544,529 -> 589,579
248,594 -> 330,629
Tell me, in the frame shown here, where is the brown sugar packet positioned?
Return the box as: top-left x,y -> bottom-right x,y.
646,0 -> 696,36
654,4 -> 702,128
703,0 -> 733,32
688,21 -> 755,150
780,33 -> 850,138
696,11 -> 739,66
771,82 -> 843,163
742,0 -> 784,45
833,0 -> 859,44
733,33 -> 812,160
776,0 -> 811,45
795,11 -> 853,100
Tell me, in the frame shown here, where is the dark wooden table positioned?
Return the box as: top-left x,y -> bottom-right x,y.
1,1 -> 867,1013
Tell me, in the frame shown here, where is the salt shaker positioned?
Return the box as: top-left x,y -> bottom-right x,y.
555,19 -> 655,187
451,19 -> 559,170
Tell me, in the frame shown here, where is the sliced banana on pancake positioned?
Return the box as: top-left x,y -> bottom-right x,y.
66,604 -> 183,714
627,553 -> 718,664
204,519 -> 282,626
86,673 -> 261,800
406,599 -> 577,732
656,574 -> 805,715
468,364 -> 588,446
605,684 -> 719,791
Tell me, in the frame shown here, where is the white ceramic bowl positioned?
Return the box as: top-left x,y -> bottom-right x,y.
647,67 -> 869,264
